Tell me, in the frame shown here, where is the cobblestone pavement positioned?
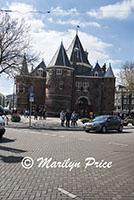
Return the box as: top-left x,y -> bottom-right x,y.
0,124 -> 134,200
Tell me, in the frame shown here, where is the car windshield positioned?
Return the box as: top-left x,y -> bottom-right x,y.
93,116 -> 108,122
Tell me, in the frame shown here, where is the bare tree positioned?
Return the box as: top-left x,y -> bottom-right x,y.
119,61 -> 134,114
0,12 -> 37,77
120,61 -> 134,92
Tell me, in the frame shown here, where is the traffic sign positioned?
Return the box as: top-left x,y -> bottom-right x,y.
29,93 -> 34,102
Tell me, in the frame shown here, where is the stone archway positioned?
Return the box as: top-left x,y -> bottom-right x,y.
75,96 -> 93,118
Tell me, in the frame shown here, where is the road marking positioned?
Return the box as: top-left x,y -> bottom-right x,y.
109,142 -> 128,147
59,135 -> 65,138
58,188 -> 76,199
51,134 -> 57,137
78,138 -> 91,141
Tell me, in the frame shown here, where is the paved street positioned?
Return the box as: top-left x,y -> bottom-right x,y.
0,124 -> 134,200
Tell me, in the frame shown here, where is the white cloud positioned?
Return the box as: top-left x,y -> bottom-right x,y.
31,29 -> 112,66
0,2 -> 118,95
5,2 -> 110,65
6,2 -> 36,19
0,76 -> 13,95
7,2 -> 45,32
87,0 -> 134,19
106,59 -> 122,64
48,18 -> 54,22
57,19 -> 101,28
50,6 -> 79,16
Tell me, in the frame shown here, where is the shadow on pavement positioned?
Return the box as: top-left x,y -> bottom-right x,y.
0,137 -> 16,143
0,145 -> 27,153
0,155 -> 24,163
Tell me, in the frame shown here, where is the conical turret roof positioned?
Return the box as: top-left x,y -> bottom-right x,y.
31,59 -> 46,77
48,42 -> 71,68
21,54 -> 29,75
104,64 -> 115,77
67,34 -> 91,66
93,62 -> 104,76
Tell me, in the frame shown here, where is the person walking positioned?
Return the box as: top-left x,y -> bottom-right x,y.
65,109 -> 71,127
60,110 -> 66,127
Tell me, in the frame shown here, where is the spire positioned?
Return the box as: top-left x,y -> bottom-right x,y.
104,63 -> 115,77
48,42 -> 71,68
67,34 -> 91,66
21,54 -> 29,75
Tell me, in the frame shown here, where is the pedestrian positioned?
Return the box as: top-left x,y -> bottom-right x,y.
60,110 -> 66,127
39,109 -> 43,120
71,111 -> 78,127
34,109 -> 38,120
65,109 -> 71,127
42,108 -> 47,120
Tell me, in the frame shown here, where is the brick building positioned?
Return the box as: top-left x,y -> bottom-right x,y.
16,33 -> 115,117
114,84 -> 134,115
16,55 -> 46,113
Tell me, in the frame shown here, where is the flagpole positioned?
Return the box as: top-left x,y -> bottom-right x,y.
76,25 -> 80,35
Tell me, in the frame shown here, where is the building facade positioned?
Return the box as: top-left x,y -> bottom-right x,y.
16,55 -> 46,113
114,85 -> 134,115
16,33 -> 115,117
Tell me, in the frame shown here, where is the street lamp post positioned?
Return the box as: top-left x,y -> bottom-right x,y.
100,80 -> 104,115
29,86 -> 34,127
12,77 -> 16,111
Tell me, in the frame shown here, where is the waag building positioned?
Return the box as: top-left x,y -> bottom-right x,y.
16,33 -> 115,117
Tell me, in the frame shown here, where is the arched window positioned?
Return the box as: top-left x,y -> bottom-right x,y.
56,69 -> 62,75
59,81 -> 64,90
94,71 -> 98,76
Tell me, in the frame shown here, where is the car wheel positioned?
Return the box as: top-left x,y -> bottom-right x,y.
118,125 -> 123,133
101,126 -> 107,133
85,130 -> 89,133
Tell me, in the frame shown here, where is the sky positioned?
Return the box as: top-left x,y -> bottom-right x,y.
0,0 -> 134,95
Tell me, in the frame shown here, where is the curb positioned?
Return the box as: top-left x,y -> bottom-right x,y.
6,125 -> 83,131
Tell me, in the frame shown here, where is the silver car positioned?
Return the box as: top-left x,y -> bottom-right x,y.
0,116 -> 5,139
83,115 -> 123,133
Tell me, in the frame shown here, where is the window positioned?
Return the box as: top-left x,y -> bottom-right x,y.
118,99 -> 121,104
67,70 -> 71,76
76,82 -> 82,91
83,82 -> 89,92
49,69 -> 52,75
56,69 -> 62,75
38,68 -> 43,76
59,81 -> 64,90
131,99 -> 134,104
123,99 -> 127,104
94,71 -> 98,76
18,86 -> 25,93
123,94 -> 127,98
